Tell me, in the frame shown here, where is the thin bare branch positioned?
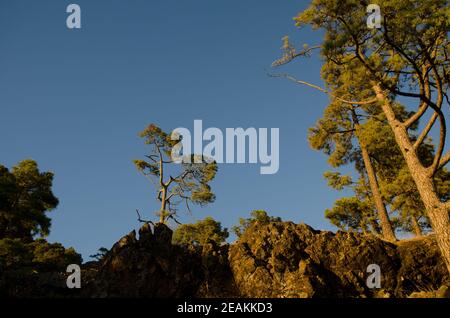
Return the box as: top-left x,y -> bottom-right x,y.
168,214 -> 182,225
272,43 -> 321,67
135,209 -> 154,225
404,65 -> 431,128
268,73 -> 378,105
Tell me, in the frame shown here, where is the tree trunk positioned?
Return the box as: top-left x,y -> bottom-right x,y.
160,187 -> 167,224
374,84 -> 450,274
352,110 -> 397,241
411,216 -> 423,237
158,146 -> 167,224
360,144 -> 397,241
427,204 -> 450,274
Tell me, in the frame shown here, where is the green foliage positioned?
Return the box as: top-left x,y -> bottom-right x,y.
29,239 -> 81,271
89,247 -> 109,261
0,237 -> 81,297
172,217 -> 229,246
325,197 -> 374,232
318,116 -> 442,235
134,124 -> 218,223
0,160 -> 59,240
232,210 -> 282,237
282,0 -> 450,237
0,238 -> 33,269
435,168 -> 450,202
324,172 -> 353,190
308,100 -> 358,168
0,159 -> 81,296
0,238 -> 81,273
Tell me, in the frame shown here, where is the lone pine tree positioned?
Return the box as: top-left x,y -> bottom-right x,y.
134,124 -> 218,224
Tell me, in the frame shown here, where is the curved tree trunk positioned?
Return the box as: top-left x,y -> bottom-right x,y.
374,85 -> 450,274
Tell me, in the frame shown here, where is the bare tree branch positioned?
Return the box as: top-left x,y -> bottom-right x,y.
135,209 -> 154,225
168,214 -> 182,225
404,65 -> 431,128
268,73 -> 378,105
272,43 -> 322,67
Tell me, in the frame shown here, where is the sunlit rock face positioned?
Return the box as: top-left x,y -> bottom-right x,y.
228,222 -> 448,298
2,222 -> 449,297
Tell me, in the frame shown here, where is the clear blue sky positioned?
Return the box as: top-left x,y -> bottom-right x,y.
0,0 -> 358,260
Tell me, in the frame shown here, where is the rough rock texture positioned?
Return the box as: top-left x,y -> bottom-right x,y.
3,221 -> 449,297
395,236 -> 449,295
81,223 -> 237,297
79,221 -> 447,298
228,222 -> 448,298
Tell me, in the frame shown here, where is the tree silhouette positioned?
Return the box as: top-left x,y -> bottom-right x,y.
0,160 -> 59,240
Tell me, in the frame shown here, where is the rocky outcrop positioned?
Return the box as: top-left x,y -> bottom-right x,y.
228,222 -> 448,297
81,223 -> 237,297
395,236 -> 449,295
3,221 -> 448,297
80,221 -> 448,298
